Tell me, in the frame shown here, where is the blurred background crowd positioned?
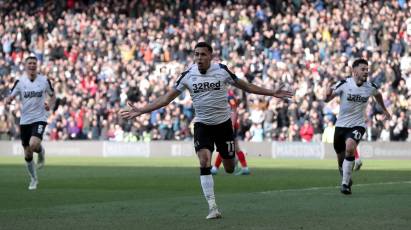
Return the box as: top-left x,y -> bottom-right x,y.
0,0 -> 410,142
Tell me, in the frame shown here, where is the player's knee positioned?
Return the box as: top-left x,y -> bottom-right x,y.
25,155 -> 33,162
199,157 -> 211,168
223,159 -> 235,173
345,146 -> 355,156
225,167 -> 235,174
197,149 -> 212,167
29,143 -> 40,153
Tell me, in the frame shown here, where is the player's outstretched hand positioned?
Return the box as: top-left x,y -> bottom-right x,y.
325,82 -> 333,97
120,102 -> 142,120
273,83 -> 293,99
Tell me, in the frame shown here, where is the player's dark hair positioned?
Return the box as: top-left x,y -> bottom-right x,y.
25,56 -> 38,62
195,42 -> 213,53
352,59 -> 368,68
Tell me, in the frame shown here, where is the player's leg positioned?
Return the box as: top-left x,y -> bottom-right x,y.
194,122 -> 221,219
21,124 -> 37,190
211,152 -> 223,175
340,138 -> 356,194
340,127 -> 365,195
28,136 -> 44,190
337,153 -> 345,176
216,119 -> 236,174
30,136 -> 43,167
353,147 -> 362,171
31,122 -> 47,169
24,145 -> 38,190
234,139 -> 250,175
354,147 -> 360,160
197,148 -> 220,219
333,127 -> 354,191
221,155 -> 235,174
333,127 -> 346,178
36,144 -> 46,169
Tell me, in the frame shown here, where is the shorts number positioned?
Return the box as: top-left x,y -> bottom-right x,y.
352,130 -> 362,140
37,125 -> 43,134
226,141 -> 235,156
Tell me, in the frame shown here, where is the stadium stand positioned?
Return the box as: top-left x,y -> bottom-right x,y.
0,0 -> 409,142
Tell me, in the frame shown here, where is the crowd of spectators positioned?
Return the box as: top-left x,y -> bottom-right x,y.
0,0 -> 410,143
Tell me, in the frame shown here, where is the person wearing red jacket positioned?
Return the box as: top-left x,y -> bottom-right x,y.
299,119 -> 314,142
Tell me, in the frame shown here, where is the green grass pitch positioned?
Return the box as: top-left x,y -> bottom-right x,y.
0,156 -> 410,230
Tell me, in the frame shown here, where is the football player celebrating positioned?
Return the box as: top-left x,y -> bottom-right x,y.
4,56 -> 55,190
325,59 -> 390,195
120,42 -> 293,219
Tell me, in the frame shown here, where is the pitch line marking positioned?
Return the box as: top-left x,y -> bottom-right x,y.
259,181 -> 411,194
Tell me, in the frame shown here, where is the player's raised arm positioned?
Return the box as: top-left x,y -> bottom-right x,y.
45,78 -> 56,111
373,92 -> 391,120
324,82 -> 337,102
233,78 -> 293,99
324,79 -> 347,103
4,79 -> 20,104
120,88 -> 181,120
4,95 -> 15,105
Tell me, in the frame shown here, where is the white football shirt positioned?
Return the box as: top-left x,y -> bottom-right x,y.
174,63 -> 238,125
10,74 -> 54,125
333,77 -> 378,128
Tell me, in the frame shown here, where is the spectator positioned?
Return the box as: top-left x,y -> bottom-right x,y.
299,119 -> 314,142
0,0 -> 409,142
322,118 -> 335,143
379,122 -> 391,141
0,114 -> 10,140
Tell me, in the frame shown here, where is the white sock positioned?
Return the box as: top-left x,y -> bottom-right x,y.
342,159 -> 354,185
200,175 -> 216,209
26,160 -> 37,180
